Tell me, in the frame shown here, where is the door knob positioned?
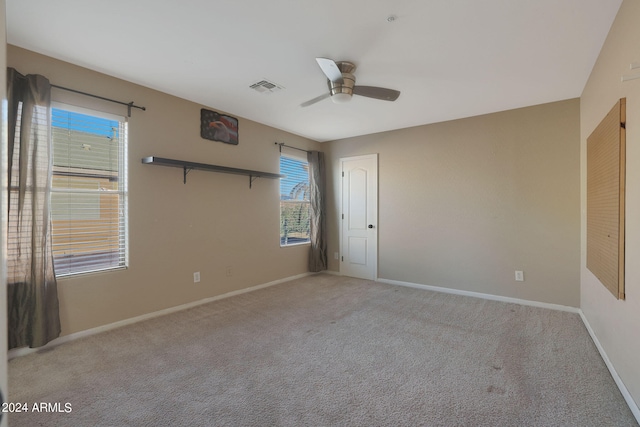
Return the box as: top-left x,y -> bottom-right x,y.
368,224 -> 374,229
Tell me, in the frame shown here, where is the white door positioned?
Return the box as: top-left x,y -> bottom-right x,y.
341,154 -> 378,280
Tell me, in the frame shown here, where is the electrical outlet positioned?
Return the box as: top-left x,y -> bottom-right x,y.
515,270 -> 524,282
226,266 -> 232,277
193,271 -> 201,283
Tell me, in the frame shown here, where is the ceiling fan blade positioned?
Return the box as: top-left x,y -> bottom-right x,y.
316,58 -> 344,84
353,86 -> 400,101
300,93 -> 331,108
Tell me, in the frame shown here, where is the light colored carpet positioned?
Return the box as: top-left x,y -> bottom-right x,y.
8,274 -> 638,426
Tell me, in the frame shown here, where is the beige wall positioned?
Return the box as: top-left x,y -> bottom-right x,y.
580,0 -> 640,408
326,99 -> 581,307
7,45 -> 320,336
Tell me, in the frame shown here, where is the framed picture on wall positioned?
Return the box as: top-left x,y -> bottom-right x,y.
200,108 -> 239,145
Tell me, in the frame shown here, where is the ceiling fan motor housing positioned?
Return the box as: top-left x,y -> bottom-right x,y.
328,61 -> 356,103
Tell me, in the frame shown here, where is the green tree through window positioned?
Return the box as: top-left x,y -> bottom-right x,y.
280,156 -> 310,246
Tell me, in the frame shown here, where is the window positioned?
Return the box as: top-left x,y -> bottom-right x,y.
51,105 -> 128,276
280,155 -> 310,246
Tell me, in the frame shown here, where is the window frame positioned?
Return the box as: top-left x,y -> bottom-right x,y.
279,152 -> 311,247
50,102 -> 129,277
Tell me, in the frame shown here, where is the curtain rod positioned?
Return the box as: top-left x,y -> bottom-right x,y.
275,142 -> 310,153
51,84 -> 146,117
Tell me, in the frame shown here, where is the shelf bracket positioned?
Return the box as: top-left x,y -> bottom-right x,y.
249,175 -> 258,189
183,167 -> 193,184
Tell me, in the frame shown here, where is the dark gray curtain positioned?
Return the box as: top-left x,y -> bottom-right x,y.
307,151 -> 327,272
7,67 -> 61,349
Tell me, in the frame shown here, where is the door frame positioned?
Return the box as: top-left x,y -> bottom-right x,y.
339,154 -> 378,280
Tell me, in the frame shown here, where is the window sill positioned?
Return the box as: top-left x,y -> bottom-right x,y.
56,266 -> 128,280
280,241 -> 311,248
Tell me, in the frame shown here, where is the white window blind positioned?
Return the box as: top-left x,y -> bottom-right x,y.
280,154 -> 310,246
51,105 -> 128,276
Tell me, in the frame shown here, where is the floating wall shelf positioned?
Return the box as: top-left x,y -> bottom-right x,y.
141,156 -> 284,188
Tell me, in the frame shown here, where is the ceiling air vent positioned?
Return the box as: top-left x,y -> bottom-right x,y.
249,79 -> 284,94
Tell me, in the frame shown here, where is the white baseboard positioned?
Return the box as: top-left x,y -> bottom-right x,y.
579,311 -> 640,424
8,271 -> 314,360
377,278 -> 580,313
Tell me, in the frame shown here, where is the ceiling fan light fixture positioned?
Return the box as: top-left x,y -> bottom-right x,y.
331,92 -> 352,104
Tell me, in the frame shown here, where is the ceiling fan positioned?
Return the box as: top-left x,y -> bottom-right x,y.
301,58 -> 400,107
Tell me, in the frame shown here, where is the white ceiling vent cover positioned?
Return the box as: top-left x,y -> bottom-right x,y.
249,79 -> 284,94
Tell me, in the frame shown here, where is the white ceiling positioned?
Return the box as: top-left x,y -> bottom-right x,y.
7,0 -> 622,142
